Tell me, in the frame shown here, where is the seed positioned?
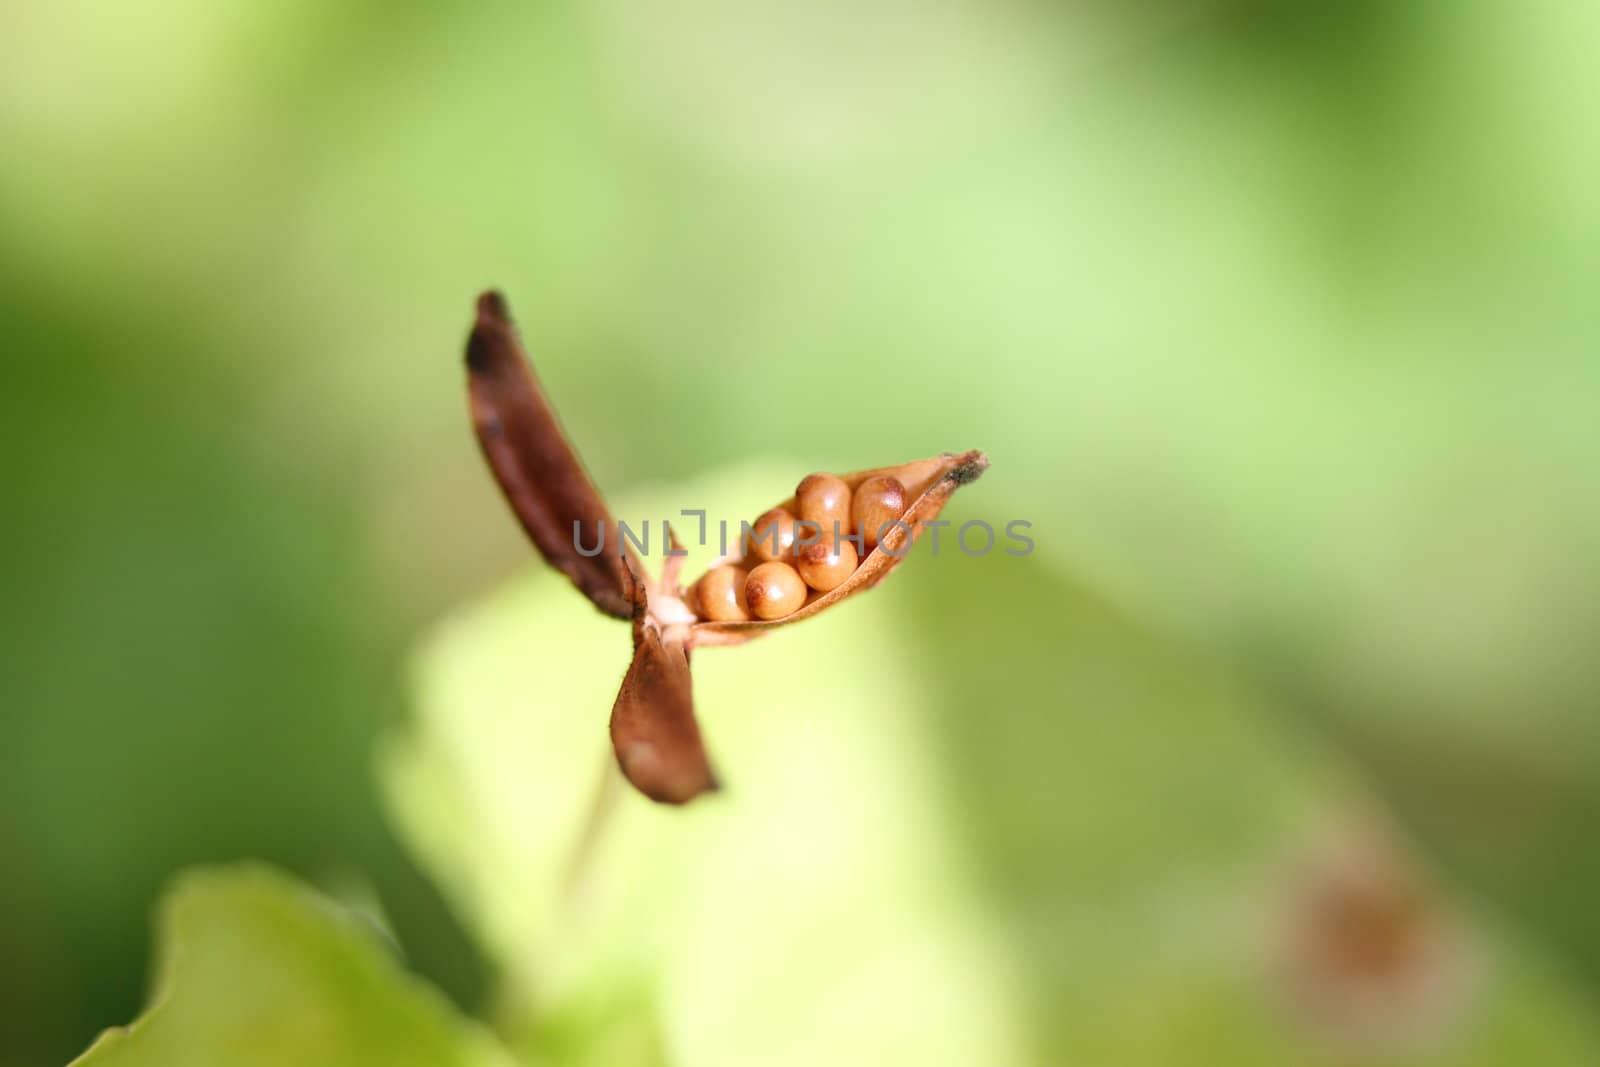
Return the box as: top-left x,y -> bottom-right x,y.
796,538 -> 858,593
744,506 -> 800,562
851,475 -> 907,551
795,472 -> 852,533
745,561 -> 807,620
695,564 -> 750,622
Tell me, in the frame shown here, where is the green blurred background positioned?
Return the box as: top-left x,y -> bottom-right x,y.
3,2 -> 1598,1065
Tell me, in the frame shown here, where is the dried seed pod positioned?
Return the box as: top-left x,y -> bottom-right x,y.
745,561 -> 807,620
796,538 -> 858,593
696,564 -> 750,622
795,472 -> 852,531
465,290 -> 989,805
851,475 -> 908,552
744,507 -> 801,562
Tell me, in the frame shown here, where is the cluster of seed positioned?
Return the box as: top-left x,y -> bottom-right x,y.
693,471 -> 908,622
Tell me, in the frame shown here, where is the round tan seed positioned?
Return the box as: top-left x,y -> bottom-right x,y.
851,475 -> 907,551
744,506 -> 800,562
795,472 -> 852,535
797,538 -> 858,593
695,564 -> 750,622
745,561 -> 806,620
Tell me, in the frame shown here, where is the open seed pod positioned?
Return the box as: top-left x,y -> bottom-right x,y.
465,290 -> 989,805
684,453 -> 989,646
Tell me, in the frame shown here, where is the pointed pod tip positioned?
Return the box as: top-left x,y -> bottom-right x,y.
476,289 -> 510,323
466,291 -> 514,374
948,450 -> 990,485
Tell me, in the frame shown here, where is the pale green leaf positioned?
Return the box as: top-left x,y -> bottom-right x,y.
71,865 -> 516,1067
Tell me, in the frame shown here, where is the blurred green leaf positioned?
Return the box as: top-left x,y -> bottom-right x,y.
71,866 -> 515,1067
